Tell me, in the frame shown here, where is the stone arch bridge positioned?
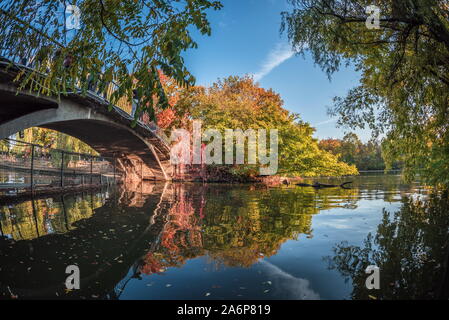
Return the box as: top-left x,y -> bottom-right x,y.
0,59 -> 173,181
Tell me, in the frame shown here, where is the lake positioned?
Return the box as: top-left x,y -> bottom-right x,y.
1,174 -> 448,300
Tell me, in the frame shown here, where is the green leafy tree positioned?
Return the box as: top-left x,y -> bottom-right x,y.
281,0 -> 449,187
171,76 -> 358,177
0,0 -> 222,121
320,133 -> 391,171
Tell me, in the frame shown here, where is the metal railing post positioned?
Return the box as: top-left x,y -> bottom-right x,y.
60,151 -> 65,187
30,144 -> 35,190
90,156 -> 93,185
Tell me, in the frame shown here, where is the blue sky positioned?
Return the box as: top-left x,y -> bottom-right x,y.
183,0 -> 372,141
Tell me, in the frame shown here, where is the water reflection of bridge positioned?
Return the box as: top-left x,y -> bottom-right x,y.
0,183 -> 171,299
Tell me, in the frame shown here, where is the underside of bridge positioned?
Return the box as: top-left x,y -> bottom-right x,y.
42,119 -> 170,181
43,120 -> 167,181
0,71 -> 173,181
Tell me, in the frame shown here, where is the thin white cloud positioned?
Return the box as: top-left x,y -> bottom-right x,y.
314,118 -> 337,127
253,43 -> 294,82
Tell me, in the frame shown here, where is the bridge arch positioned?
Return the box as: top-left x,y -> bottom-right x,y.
0,81 -> 173,181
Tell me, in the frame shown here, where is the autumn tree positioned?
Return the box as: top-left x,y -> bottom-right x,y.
320,133 -> 389,170
155,71 -> 185,129
282,0 -> 449,187
170,75 -> 358,177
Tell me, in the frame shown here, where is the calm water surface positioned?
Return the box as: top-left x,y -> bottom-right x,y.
1,174 -> 448,300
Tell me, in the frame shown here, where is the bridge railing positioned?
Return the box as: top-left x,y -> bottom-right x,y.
0,56 -> 171,148
0,138 -> 120,195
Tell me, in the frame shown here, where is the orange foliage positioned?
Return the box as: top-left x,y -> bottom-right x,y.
140,253 -> 164,275
319,138 -> 342,153
156,108 -> 176,129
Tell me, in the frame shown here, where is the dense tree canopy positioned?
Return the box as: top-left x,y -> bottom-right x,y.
319,133 -> 397,171
161,75 -> 358,177
0,127 -> 96,155
282,0 -> 449,186
0,0 -> 222,121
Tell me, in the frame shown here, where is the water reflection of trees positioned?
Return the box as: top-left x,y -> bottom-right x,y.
326,191 -> 449,299
140,184 -> 360,273
0,193 -> 107,241
2,180 -> 435,299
